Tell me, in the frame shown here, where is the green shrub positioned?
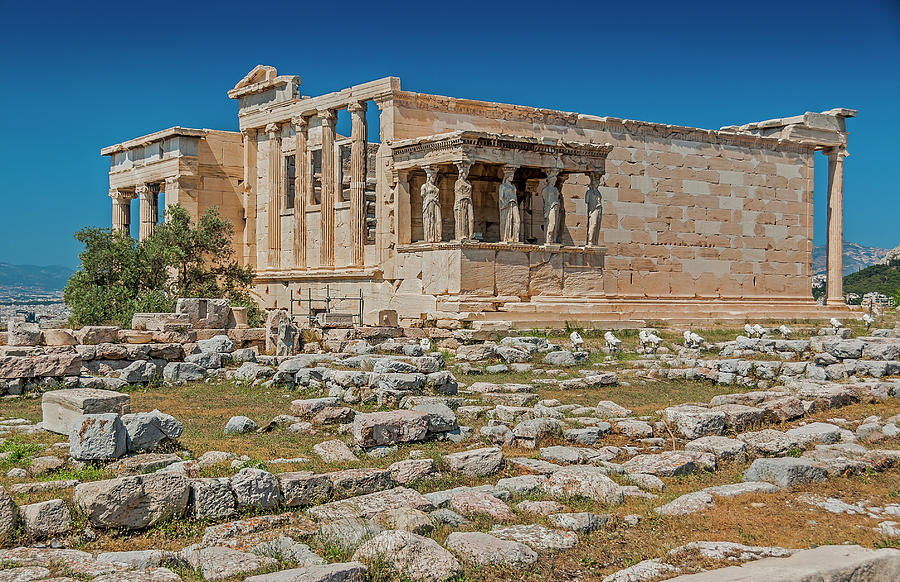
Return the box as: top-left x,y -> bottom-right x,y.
65,204 -> 259,327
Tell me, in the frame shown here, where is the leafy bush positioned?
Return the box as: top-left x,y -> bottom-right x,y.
65,205 -> 261,328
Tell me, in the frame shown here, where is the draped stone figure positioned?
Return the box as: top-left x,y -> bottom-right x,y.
454,161 -> 474,240
542,168 -> 561,244
421,166 -> 441,243
499,165 -> 520,243
586,171 -> 603,246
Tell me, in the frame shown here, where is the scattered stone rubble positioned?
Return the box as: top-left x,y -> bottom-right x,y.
0,320 -> 898,581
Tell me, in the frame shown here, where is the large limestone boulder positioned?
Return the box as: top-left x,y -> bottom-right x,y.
622,451 -> 703,477
121,410 -> 183,452
450,491 -> 515,520
176,298 -> 231,329
69,413 -> 127,461
654,492 -> 715,516
42,329 -> 77,346
351,410 -> 429,448
8,321 -> 43,346
41,388 -> 130,435
352,530 -> 461,582
542,465 -> 624,505
662,405 -> 726,440
20,499 -> 71,538
230,468 -> 281,509
119,360 -> 159,384
490,524 -> 578,551
742,457 -> 828,488
388,459 -> 437,485
686,436 -> 748,463
412,402 -> 458,433
445,531 -> 537,568
278,471 -> 333,507
198,334 -> 235,354
0,347 -> 82,380
76,326 -> 119,345
444,447 -> 504,477
224,415 -> 258,435
162,362 -> 205,383
190,477 -> 236,520
74,473 -> 189,529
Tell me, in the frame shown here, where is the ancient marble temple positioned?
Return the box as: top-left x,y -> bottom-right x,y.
102,65 -> 855,327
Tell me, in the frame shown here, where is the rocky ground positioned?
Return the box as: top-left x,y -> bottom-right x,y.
1,317 -> 900,581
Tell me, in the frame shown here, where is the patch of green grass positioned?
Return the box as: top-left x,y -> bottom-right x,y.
0,438 -> 46,470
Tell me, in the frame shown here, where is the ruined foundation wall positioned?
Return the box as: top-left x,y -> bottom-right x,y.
389,92 -> 816,303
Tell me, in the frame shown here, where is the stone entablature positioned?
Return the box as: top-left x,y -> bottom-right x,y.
99,65 -> 856,326
102,128 -> 243,245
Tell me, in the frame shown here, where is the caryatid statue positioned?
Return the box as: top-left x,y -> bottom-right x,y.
421,166 -> 441,243
454,161 -> 474,240
499,165 -> 520,243
542,168 -> 562,244
585,171 -> 603,246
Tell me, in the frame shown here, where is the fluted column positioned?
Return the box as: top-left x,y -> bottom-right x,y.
292,116 -> 309,269
109,189 -> 134,234
136,184 -> 155,241
319,109 -> 336,268
825,146 -> 848,305
241,128 -> 258,269
349,101 -> 368,267
265,122 -> 282,269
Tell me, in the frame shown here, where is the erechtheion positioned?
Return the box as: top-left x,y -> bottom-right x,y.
102,65 -> 855,327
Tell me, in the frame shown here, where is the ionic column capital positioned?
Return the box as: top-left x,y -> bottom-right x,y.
348,100 -> 367,114
135,184 -> 152,198
826,146 -> 849,161
240,127 -> 257,138
109,188 -> 135,202
373,95 -> 393,110
318,109 -> 336,125
265,122 -> 281,137
291,116 -> 309,130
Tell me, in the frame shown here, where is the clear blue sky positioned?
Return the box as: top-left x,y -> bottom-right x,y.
1,0 -> 897,268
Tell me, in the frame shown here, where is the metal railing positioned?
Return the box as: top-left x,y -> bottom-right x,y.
290,285 -> 364,327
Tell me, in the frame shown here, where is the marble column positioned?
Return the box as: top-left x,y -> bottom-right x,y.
319,109 -> 336,268
292,117 -> 309,269
241,128 -> 258,270
349,101 -> 368,267
109,189 -> 134,234
265,122 -> 282,269
136,184 -> 155,241
825,146 -> 848,305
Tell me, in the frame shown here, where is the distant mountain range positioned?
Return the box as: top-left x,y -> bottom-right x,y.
0,263 -> 74,291
812,242 -> 897,276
